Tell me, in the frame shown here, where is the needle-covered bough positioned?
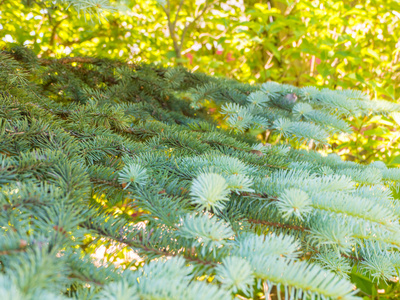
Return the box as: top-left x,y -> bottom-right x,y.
2,47 -> 400,300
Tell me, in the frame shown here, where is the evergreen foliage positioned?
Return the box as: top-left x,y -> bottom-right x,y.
2,47 -> 400,299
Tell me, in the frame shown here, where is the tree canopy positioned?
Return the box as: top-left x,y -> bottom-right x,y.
1,0 -> 400,164
2,45 -> 400,299
1,1 -> 400,299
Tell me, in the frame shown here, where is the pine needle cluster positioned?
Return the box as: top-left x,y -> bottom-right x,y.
2,47 -> 400,299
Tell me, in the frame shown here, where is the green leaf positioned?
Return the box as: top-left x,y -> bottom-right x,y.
166,50 -> 177,59
389,156 -> 400,166
355,73 -> 366,84
264,42 -> 281,61
366,48 -> 380,60
364,127 -> 388,136
316,64 -> 330,78
386,85 -> 395,100
350,271 -> 376,296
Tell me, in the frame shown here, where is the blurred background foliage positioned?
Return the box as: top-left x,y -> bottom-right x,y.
1,0 -> 400,165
